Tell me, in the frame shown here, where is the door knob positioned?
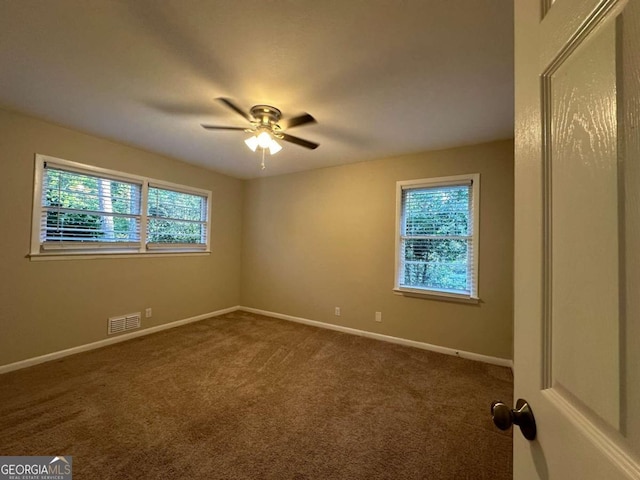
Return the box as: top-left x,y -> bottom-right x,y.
491,398 -> 537,440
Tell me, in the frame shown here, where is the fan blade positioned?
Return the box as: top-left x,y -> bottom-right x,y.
280,133 -> 319,150
216,97 -> 252,122
201,125 -> 247,131
283,113 -> 316,129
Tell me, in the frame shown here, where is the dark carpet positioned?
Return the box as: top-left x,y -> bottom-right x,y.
0,311 -> 512,479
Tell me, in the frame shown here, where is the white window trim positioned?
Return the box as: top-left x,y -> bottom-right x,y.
394,173 -> 480,302
30,154 -> 212,259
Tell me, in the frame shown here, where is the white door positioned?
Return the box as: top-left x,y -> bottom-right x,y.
514,0 -> 640,478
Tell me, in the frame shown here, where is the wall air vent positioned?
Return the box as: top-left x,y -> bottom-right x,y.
108,313 -> 141,335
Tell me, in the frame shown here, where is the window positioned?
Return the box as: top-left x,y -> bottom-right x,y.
31,154 -> 211,257
395,174 -> 479,301
147,185 -> 208,249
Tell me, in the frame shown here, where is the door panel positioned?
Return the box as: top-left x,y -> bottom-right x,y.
620,0 -> 640,454
549,19 -> 619,431
514,0 -> 640,477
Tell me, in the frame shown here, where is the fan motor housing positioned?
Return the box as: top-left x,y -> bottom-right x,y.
250,105 -> 282,126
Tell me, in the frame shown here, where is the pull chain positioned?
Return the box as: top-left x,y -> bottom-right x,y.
261,148 -> 266,170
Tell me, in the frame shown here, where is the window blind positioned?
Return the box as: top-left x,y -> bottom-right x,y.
41,164 -> 141,249
147,185 -> 207,249
399,182 -> 475,295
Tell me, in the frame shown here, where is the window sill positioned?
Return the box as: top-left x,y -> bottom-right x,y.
393,288 -> 480,304
28,251 -> 211,261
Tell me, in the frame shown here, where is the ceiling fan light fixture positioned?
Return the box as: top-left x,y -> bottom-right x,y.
205,99 -> 318,163
257,131 -> 272,149
244,135 -> 259,152
268,139 -> 282,155
245,131 -> 282,155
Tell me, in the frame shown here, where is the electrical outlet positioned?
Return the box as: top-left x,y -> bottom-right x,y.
334,307 -> 341,316
145,308 -> 152,318
375,311 -> 382,322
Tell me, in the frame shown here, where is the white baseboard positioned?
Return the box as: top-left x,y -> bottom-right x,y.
239,306 -> 513,368
1,304 -> 512,374
0,306 -> 240,374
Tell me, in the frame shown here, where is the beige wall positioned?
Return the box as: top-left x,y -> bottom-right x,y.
0,107 -> 514,366
241,140 -> 514,360
0,108 -> 243,366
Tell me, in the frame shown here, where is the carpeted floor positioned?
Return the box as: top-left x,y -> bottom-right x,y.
0,311 -> 512,479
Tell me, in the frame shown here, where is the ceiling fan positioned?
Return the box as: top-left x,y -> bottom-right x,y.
201,98 -> 319,156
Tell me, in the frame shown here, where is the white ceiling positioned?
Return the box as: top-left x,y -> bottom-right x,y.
0,0 -> 513,179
